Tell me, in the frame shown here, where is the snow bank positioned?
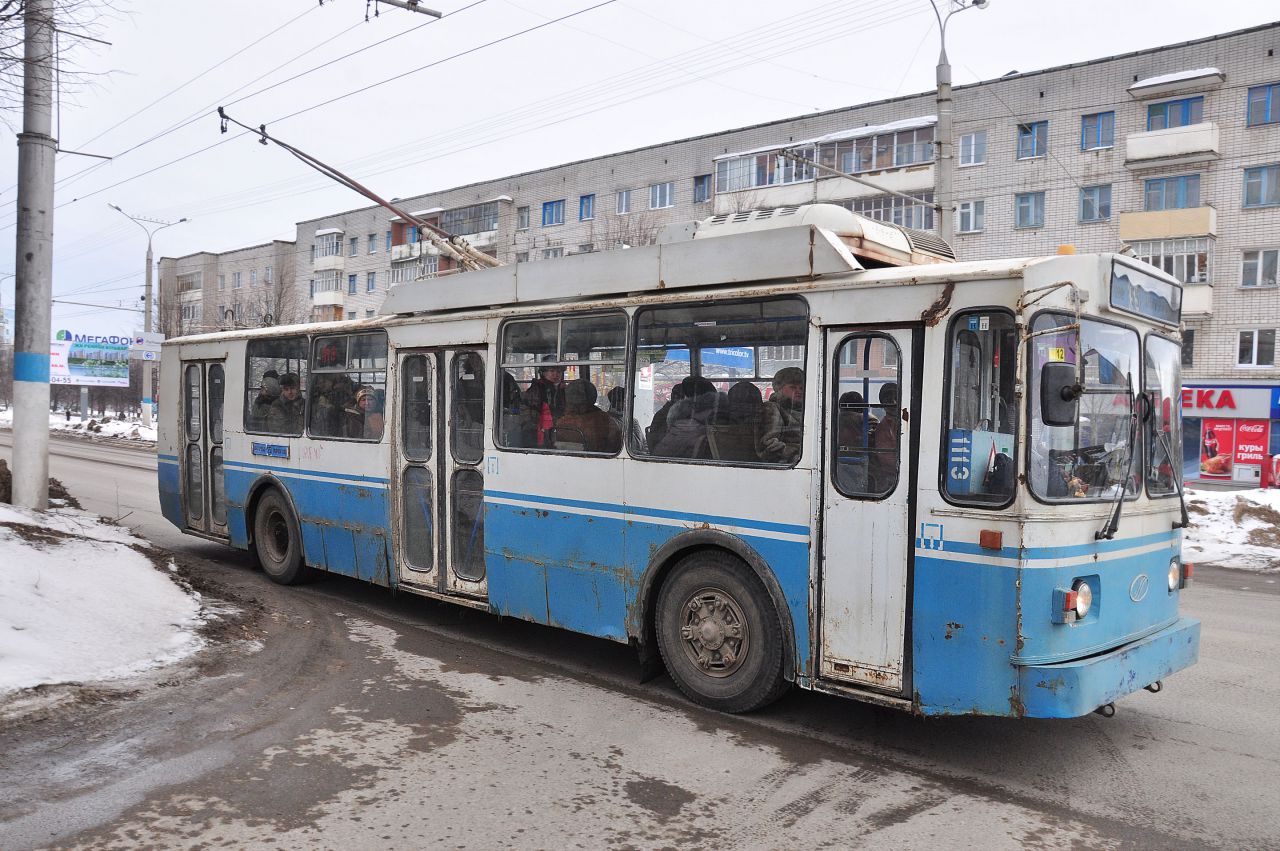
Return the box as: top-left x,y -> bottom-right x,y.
0,408 -> 156,442
0,505 -> 202,696
1184,487 -> 1280,572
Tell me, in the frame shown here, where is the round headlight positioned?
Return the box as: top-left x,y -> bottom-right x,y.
1168,560 -> 1181,592
1073,580 -> 1093,619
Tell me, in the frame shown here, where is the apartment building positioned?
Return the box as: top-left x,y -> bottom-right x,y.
168,21 -> 1280,482
157,240 -> 297,336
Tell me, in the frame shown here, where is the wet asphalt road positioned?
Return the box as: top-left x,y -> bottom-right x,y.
1,434 -> 1278,850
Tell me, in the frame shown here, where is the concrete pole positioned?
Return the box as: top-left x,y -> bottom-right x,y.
12,0 -> 57,510
143,239 -> 154,428
936,56 -> 954,244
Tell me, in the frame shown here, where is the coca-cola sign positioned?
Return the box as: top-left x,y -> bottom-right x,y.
1234,420 -> 1271,465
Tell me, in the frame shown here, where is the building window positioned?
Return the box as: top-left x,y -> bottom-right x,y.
1238,329 -> 1276,367
1081,111 -> 1114,150
1144,174 -> 1200,211
1131,238 -> 1211,284
818,127 -> 933,175
577,243 -> 595,254
265,266 -> 273,284
390,256 -> 436,284
516,206 -> 530,229
316,232 -> 342,258
958,131 -> 986,166
1244,164 -> 1280,208
1079,184 -> 1112,222
366,309 -> 375,318
1243,249 -> 1280,288
956,200 -> 984,233
515,251 -> 529,263
714,146 -> 815,191
348,274 -> 357,295
218,274 -> 225,291
314,270 -> 340,292
649,181 -> 674,209
1248,83 -> 1280,126
233,272 -> 243,289
693,174 -> 712,203
541,200 -> 565,227
616,189 -> 632,214
542,247 -> 564,259
348,237 -> 358,257
407,225 -> 419,245
249,270 -> 257,287
440,202 -> 499,236
368,234 -> 377,253
1181,330 -> 1194,368
1148,96 -> 1203,130
347,311 -> 356,320
385,230 -> 392,251
366,271 -> 377,291
1016,121 -> 1048,159
844,192 -> 934,231
1015,191 -> 1045,229
579,194 -> 595,221
309,280 -> 315,297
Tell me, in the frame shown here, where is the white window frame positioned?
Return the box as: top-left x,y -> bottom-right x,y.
1131,237 -> 1212,285
316,232 -> 342,258
1079,184 -> 1111,223
958,131 -> 986,167
1242,248 -> 1280,288
1237,328 -> 1276,367
543,246 -> 564,259
265,266 -> 273,284
1014,191 -> 1045,229
649,181 -> 675,210
516,206 -> 530,230
956,199 -> 984,234
616,189 -> 632,215
217,274 -> 225,291
368,234 -> 377,253
232,271 -> 243,289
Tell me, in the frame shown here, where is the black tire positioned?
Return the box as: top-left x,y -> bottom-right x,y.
655,550 -> 790,713
253,489 -> 311,585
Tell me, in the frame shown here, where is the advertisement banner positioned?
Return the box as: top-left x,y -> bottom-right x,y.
1234,420 -> 1271,466
1200,419 -> 1235,478
50,328 -> 131,387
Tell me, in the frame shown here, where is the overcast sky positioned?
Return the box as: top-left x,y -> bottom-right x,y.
0,0 -> 1274,334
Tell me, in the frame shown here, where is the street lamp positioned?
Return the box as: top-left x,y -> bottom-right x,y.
930,0 -> 989,244
108,204 -> 188,429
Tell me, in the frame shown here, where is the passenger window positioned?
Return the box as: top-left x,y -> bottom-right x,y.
833,334 -> 900,497
308,332 -> 388,441
943,311 -> 1018,505
634,297 -> 808,465
245,336 -> 309,436
497,313 -> 627,454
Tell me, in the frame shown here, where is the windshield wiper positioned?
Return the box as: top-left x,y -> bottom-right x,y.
1155,423 -> 1190,529
1097,385 -> 1137,541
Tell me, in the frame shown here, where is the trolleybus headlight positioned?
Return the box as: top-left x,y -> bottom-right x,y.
1168,560 -> 1181,593
1072,580 -> 1093,619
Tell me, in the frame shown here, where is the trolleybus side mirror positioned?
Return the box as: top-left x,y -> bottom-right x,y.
1040,362 -> 1080,427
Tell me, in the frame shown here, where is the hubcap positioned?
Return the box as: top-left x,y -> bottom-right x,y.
678,586 -> 749,678
266,511 -> 289,562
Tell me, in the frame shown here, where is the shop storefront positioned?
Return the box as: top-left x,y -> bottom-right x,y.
1181,383 -> 1280,485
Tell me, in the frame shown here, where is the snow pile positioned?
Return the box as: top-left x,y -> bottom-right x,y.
0,408 -> 157,442
0,503 -> 202,696
1184,488 -> 1280,572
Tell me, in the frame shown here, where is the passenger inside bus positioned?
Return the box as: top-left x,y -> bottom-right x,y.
870,382 -> 900,491
654,376 -> 718,459
646,381 -> 685,453
250,370 -> 280,430
524,357 -> 565,448
759,367 -> 804,463
345,385 -> 384,440
267,372 -> 304,434
706,379 -> 765,462
555,380 -> 622,453
607,386 -> 645,454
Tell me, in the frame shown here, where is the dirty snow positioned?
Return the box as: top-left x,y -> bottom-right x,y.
0,408 -> 156,442
0,504 -> 202,696
1183,487 -> 1280,572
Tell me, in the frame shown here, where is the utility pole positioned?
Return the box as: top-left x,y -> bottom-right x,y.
930,0 -> 989,245
108,205 -> 187,430
12,0 -> 57,510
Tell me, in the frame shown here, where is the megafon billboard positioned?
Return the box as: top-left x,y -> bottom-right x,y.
50,328 -> 130,387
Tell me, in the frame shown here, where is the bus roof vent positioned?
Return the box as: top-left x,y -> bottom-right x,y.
681,203 -> 955,267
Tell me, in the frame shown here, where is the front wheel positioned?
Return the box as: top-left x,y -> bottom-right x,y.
655,551 -> 789,713
253,489 -> 311,585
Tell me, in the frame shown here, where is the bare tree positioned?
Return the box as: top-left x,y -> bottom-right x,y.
599,210 -> 661,251
0,1 -> 117,126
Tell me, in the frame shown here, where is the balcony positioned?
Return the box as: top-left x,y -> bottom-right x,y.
312,253 -> 345,273
1124,122 -> 1219,170
1181,284 -> 1213,317
311,289 -> 343,307
1118,206 -> 1216,242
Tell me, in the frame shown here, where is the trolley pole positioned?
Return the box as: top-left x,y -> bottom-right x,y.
109,205 -> 186,429
12,0 -> 57,510
929,0 -> 989,245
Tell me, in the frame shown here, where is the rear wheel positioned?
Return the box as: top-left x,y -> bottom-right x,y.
253,489 -> 311,585
655,551 -> 789,713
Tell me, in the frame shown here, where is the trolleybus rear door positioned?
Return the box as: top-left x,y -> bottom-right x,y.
394,349 -> 489,602
820,328 -> 919,694
180,359 -> 228,538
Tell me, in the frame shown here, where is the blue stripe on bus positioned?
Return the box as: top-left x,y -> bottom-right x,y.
920,529 -> 1179,563
223,458 -> 390,485
483,489 -> 811,537
158,453 -> 178,462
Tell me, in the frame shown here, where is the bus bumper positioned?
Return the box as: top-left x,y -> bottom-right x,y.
1016,617 -> 1201,718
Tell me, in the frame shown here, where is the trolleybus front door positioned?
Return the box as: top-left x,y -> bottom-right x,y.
820,327 -> 919,694
180,359 -> 228,539
394,348 -> 489,601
